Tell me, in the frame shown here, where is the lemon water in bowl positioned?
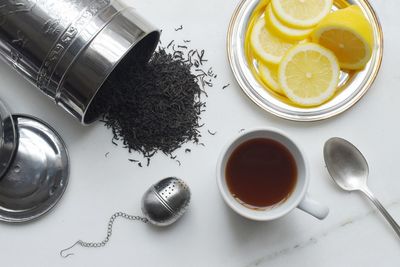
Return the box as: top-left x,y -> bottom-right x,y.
245,0 -> 374,108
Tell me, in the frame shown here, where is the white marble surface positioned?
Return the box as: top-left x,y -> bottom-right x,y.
1,0 -> 400,266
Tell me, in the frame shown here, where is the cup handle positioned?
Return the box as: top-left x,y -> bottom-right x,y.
297,194 -> 329,220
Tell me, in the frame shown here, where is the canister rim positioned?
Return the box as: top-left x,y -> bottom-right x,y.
0,99 -> 17,180
82,29 -> 160,125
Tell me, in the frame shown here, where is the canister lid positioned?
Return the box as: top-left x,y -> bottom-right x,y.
0,115 -> 69,223
0,100 -> 17,180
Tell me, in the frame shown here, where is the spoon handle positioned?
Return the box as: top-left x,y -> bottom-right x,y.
361,188 -> 400,238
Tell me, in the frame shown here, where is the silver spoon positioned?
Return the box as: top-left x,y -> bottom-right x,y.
324,137 -> 400,238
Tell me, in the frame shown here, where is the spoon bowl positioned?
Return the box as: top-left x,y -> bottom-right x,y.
324,137 -> 369,192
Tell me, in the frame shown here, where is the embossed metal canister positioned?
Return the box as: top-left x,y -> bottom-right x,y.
0,0 -> 160,124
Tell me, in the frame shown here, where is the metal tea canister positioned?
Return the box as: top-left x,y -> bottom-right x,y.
0,0 -> 160,124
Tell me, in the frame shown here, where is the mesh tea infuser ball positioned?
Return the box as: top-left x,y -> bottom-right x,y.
60,177 -> 191,257
141,177 -> 191,226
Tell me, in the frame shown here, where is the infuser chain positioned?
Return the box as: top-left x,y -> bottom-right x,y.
60,212 -> 148,258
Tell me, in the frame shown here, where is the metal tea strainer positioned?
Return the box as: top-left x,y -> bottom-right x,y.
60,177 -> 191,257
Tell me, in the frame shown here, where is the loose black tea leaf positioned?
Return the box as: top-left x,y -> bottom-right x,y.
167,40 -> 174,48
222,83 -> 230,89
128,159 -> 139,163
175,25 -> 183,31
105,152 -> 110,158
89,35 -> 216,163
208,130 -> 217,136
185,149 -> 191,153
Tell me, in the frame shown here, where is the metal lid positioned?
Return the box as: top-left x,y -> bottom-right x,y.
0,115 -> 69,223
0,100 -> 17,179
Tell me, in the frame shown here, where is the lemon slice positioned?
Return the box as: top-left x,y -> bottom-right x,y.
278,43 -> 339,106
250,17 -> 297,64
311,5 -> 374,70
259,63 -> 283,94
272,0 -> 333,28
265,4 -> 313,40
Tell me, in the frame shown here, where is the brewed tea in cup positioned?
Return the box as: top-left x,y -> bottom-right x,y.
225,138 -> 297,209
216,128 -> 329,221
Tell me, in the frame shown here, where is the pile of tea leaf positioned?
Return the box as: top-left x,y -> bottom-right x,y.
90,40 -> 215,161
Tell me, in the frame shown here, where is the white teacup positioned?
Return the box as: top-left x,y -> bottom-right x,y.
216,128 -> 329,221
